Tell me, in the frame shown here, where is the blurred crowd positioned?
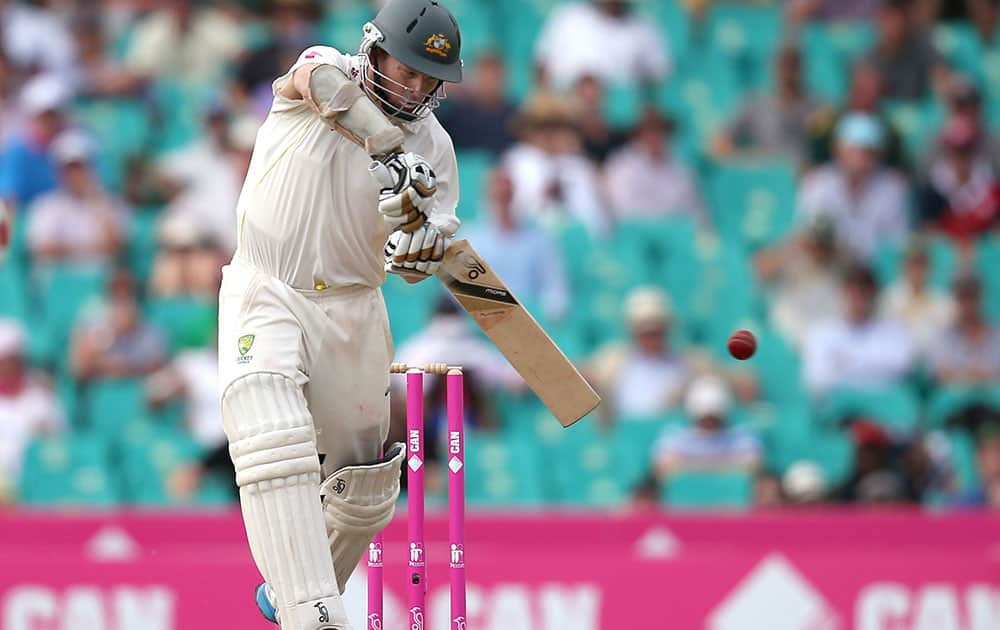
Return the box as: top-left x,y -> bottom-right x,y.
1,0 -> 999,512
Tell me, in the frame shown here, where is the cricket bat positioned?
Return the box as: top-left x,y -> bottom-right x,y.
321,92 -> 600,425
393,241 -> 600,427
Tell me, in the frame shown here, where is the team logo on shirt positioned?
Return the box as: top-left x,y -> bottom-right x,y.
423,33 -> 452,58
237,334 -> 255,364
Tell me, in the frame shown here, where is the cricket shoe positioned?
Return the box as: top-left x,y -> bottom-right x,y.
255,583 -> 278,624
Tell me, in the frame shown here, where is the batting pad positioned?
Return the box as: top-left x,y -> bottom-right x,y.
321,442 -> 405,592
223,373 -> 348,630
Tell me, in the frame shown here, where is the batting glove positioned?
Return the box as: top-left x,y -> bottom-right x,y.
368,152 -> 437,233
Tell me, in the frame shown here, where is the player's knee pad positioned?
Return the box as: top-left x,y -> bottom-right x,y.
222,372 -> 321,486
321,442 -> 404,592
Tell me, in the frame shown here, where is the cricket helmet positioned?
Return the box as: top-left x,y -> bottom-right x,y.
359,0 -> 463,121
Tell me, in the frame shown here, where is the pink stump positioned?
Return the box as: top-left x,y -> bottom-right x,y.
447,370 -> 467,629
406,369 -> 426,628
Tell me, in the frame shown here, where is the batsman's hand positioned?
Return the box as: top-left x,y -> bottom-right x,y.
383,213 -> 460,277
368,152 -> 437,233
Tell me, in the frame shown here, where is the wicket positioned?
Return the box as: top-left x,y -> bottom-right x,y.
368,363 -> 466,629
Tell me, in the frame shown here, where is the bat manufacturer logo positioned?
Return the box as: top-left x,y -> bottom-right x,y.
315,602 -> 330,623
453,617 -> 467,630
333,478 -> 346,495
462,255 -> 486,280
367,613 -> 383,630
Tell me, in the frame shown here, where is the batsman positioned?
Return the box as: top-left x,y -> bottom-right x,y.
217,1 -> 463,627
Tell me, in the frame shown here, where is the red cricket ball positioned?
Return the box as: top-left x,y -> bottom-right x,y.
727,329 -> 757,360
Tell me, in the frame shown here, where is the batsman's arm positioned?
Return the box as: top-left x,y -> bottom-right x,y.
279,61 -> 405,157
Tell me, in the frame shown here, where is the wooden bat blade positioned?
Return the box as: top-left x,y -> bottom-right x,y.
436,240 -> 600,426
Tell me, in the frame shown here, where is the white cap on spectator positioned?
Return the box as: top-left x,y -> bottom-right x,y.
51,130 -> 96,165
230,115 -> 260,152
0,320 -> 26,358
20,74 -> 71,115
783,461 -> 827,502
158,213 -> 202,249
685,376 -> 730,419
625,286 -> 672,331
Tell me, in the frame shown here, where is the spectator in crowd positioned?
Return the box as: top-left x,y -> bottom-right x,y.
782,461 -> 829,504
231,0 -> 321,119
26,130 -> 128,265
787,0 -> 883,23
154,104 -> 245,255
71,268 -> 168,381
880,239 -> 955,355
0,0 -> 76,81
0,73 -> 69,209
919,115 -> 1000,244
652,376 -> 761,478
755,215 -> 844,348
465,168 -> 570,322
574,75 -> 628,163
798,113 -> 910,262
605,108 -> 706,223
754,471 -> 785,508
807,61 -> 907,170
712,47 -> 822,164
929,271 -> 1000,385
957,421 -> 1000,509
969,0 -> 1000,47
803,264 -> 915,397
502,92 -> 609,235
837,418 -> 919,504
146,326 -> 222,449
923,78 -> 1000,178
0,319 -> 63,503
534,0 -> 671,89
125,0 -> 244,83
69,13 -> 145,99
148,213 -> 227,301
586,287 -> 691,419
865,0 -> 945,101
394,296 -> 523,396
0,49 -> 19,147
437,53 -> 517,156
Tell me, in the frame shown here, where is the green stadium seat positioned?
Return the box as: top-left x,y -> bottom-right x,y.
872,235 -> 958,291
946,429 -> 979,494
144,296 -> 216,352
707,159 -> 798,248
19,433 -> 119,506
117,420 -> 226,505
455,150 -> 494,223
72,98 -> 151,192
659,56 -> 740,144
747,325 -> 806,406
381,274 -> 439,346
127,209 -> 160,287
819,385 -> 921,434
926,385 -> 1000,428
463,427 -> 545,506
770,428 -> 855,487
661,469 -> 753,510
604,83 -> 644,129
706,3 -> 783,91
83,378 -> 148,435
976,235 -> 1000,323
933,23 -> 985,82
800,23 -> 876,102
883,99 -> 946,165
0,256 -> 29,323
150,79 -> 221,152
34,263 -> 109,368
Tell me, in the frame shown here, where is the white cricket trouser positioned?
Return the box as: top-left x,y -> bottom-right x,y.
218,257 -> 393,475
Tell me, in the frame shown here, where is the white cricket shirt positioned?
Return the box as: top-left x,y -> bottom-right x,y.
233,45 -> 459,291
